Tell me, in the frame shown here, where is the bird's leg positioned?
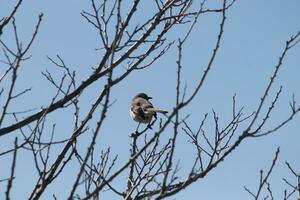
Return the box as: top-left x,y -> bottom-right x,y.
147,123 -> 153,130
147,118 -> 157,130
135,122 -> 141,134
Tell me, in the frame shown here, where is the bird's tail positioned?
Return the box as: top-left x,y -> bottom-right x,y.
149,108 -> 168,114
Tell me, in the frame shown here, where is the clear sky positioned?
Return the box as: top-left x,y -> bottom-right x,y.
0,0 -> 300,199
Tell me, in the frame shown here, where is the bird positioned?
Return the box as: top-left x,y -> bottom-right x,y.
130,93 -> 168,124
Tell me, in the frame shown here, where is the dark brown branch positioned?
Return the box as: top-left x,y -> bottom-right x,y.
244,147 -> 280,200
247,30 -> 300,132
67,75 -> 112,199
0,0 -> 23,36
5,138 -> 18,200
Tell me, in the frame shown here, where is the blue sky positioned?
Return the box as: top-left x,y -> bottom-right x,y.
0,0 -> 300,199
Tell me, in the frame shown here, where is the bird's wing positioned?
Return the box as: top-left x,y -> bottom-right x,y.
140,100 -> 154,112
141,100 -> 158,119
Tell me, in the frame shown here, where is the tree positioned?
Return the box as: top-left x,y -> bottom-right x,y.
0,0 -> 299,199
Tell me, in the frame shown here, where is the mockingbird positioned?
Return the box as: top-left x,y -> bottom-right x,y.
130,93 -> 168,125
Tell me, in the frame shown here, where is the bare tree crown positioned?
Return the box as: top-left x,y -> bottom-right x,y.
0,0 -> 299,199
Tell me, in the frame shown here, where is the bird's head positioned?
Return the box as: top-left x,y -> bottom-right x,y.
135,93 -> 152,100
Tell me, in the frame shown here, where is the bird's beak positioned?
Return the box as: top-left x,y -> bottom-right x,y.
148,96 -> 152,99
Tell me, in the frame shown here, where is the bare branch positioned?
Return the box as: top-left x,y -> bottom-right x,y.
0,0 -> 23,36
244,147 -> 280,200
5,138 -> 18,200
